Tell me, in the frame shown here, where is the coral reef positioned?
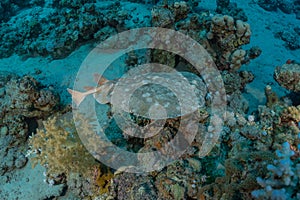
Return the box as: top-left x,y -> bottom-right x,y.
0,0 -> 32,23
276,30 -> 300,50
205,14 -> 253,71
155,158 -> 204,199
28,113 -> 98,175
0,122 -> 28,175
66,166 -> 113,199
198,151 -> 274,200
222,71 -> 254,94
0,72 -> 59,176
281,106 -> 300,124
149,2 -> 259,112
108,158 -> 205,200
296,0 -> 300,19
27,113 -> 115,198
92,165 -> 114,195
257,0 -> 298,17
109,172 -> 158,200
251,142 -> 300,199
265,85 -> 279,108
192,81 -> 300,199
0,1 -> 150,59
279,105 -> 300,135
2,75 -> 59,117
173,1 -> 190,22
2,1 -> 300,199
151,6 -> 175,28
150,2 -> 258,71
27,113 -> 113,198
274,63 -> 300,92
216,0 -> 248,21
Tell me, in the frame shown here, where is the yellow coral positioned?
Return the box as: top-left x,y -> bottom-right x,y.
281,105 -> 300,123
92,165 -> 114,195
28,113 -> 98,176
280,105 -> 300,134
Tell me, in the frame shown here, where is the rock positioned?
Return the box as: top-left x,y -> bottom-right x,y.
278,0 -> 294,14
15,154 -> 28,169
257,0 -> 278,11
0,126 -> 8,136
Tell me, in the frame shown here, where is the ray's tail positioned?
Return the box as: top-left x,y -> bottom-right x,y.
67,88 -> 89,106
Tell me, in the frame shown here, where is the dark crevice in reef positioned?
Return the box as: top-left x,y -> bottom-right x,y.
24,117 -> 39,139
287,92 -> 300,106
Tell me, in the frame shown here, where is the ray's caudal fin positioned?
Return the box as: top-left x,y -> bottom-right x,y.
68,73 -> 108,106
67,88 -> 90,106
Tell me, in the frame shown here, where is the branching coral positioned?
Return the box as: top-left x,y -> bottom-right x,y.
281,106 -> 300,124
92,165 -> 114,195
198,151 -> 275,200
279,105 -> 300,135
27,112 -> 117,198
28,113 -> 98,176
252,142 -> 300,200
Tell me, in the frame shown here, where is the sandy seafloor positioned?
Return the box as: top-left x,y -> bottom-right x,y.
0,0 -> 299,199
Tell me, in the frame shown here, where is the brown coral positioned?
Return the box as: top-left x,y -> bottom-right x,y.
265,85 -> 279,108
274,63 -> 300,92
92,165 -> 114,195
206,14 -> 252,70
151,6 -> 174,27
3,75 -> 59,118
